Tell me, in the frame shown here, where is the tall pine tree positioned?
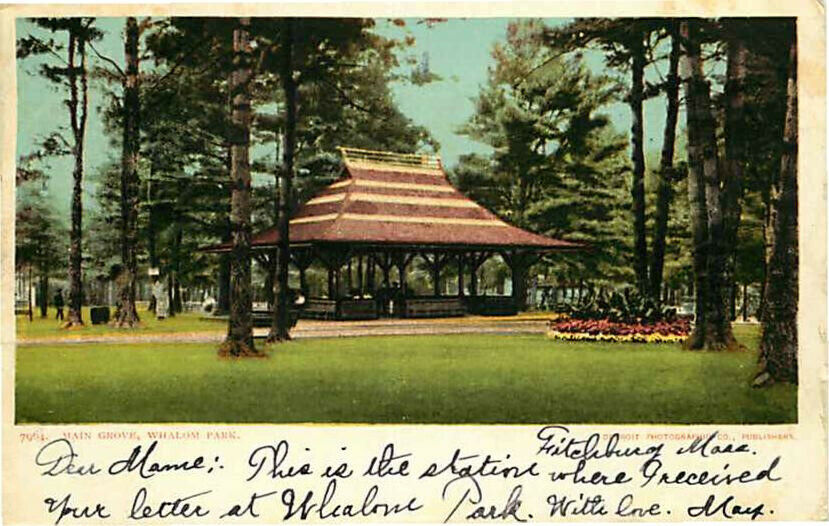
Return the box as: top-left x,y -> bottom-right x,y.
17,18 -> 103,327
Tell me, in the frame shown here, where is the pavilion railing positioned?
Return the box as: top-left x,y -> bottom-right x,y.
464,296 -> 518,316
339,146 -> 442,170
302,297 -> 379,321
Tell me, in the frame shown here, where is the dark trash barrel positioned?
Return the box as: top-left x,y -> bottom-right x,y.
90,306 -> 110,325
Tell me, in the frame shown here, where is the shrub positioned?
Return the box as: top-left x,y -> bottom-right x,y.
564,288 -> 678,324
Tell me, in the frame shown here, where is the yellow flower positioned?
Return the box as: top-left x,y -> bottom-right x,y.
547,329 -> 686,344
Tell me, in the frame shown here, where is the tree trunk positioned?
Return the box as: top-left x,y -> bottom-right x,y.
166,272 -> 176,318
699,51 -> 735,349
629,31 -> 649,297
649,22 -> 680,301
680,20 -> 709,349
217,252 -> 231,314
115,16 -> 141,327
27,266 -> 33,322
680,20 -> 736,350
174,280 -> 182,313
147,163 -> 158,313
723,27 -> 748,326
269,18 -> 297,343
755,31 -> 798,386
38,273 -> 49,318
216,142 -> 234,316
65,28 -> 88,328
741,283 -> 748,322
757,205 -> 770,319
220,17 -> 258,357
216,213 -> 232,316
172,222 -> 183,313
508,252 -> 531,312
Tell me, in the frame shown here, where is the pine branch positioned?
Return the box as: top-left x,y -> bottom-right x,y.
319,77 -> 372,113
20,33 -> 70,67
143,34 -> 215,95
88,41 -> 125,77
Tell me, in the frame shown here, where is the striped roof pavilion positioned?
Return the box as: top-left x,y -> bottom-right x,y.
245,147 -> 579,251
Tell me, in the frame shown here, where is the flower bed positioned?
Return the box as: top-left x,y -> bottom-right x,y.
547,318 -> 690,344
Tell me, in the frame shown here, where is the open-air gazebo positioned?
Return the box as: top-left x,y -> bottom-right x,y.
211,147 -> 580,320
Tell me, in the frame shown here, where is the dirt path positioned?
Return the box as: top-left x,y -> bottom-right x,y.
16,318 -> 551,345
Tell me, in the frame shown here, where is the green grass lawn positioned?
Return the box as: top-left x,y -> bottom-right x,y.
16,308 -> 223,339
15,324 -> 796,424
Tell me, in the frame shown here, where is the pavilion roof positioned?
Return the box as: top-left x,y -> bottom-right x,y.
215,147 -> 581,252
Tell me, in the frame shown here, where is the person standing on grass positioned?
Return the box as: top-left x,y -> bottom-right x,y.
53,289 -> 64,321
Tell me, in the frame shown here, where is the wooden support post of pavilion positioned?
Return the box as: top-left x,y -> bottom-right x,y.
290,248 -> 314,299
421,252 -> 450,296
357,255 -> 364,296
466,251 -> 492,297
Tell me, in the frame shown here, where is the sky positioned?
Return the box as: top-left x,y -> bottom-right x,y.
16,17 -> 674,218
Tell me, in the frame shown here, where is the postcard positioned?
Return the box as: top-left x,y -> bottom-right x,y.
2,1 -> 826,524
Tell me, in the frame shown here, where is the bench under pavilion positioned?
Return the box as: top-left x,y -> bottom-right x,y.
209,147 -> 580,320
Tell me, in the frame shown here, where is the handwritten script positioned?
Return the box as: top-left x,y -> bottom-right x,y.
24,426 -> 786,524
